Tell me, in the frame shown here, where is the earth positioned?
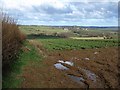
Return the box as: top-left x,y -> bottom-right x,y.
20,40 -> 119,88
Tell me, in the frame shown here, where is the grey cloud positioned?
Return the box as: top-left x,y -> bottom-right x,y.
69,2 -> 118,19
32,4 -> 73,15
3,1 -> 118,25
42,5 -> 73,14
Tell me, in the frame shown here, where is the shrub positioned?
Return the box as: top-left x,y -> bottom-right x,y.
57,32 -> 73,38
2,13 -> 26,68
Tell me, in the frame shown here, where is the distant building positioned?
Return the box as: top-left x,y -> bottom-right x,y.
63,28 -> 68,30
82,28 -> 88,31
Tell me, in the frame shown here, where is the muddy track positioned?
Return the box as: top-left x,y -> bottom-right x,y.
21,40 -> 119,88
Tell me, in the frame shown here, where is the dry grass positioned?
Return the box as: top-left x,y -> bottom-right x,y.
70,37 -> 104,40
2,13 -> 26,68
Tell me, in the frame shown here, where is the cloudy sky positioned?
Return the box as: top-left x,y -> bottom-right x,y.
0,0 -> 119,26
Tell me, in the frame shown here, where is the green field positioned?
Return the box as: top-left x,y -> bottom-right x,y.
71,28 -> 118,38
19,25 -> 118,39
19,25 -> 119,51
19,25 -> 71,35
38,38 -> 118,50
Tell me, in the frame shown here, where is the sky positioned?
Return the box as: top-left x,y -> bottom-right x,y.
0,0 -> 119,26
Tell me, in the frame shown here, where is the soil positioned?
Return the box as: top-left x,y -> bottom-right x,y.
21,40 -> 119,88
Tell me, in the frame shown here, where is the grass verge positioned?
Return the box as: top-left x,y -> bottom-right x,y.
3,40 -> 42,88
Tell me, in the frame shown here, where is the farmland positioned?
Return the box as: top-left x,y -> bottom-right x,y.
19,25 -> 118,39
39,39 -> 118,50
19,25 -> 119,88
3,25 -> 119,88
19,25 -> 119,51
19,25 -> 71,35
2,0 -> 119,89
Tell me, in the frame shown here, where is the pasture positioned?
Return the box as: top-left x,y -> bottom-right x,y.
19,25 -> 71,35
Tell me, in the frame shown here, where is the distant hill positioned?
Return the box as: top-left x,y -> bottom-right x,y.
79,26 -> 117,28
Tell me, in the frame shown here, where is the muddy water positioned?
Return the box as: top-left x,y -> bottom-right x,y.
58,60 -> 74,66
54,60 -> 103,88
54,63 -> 69,70
81,69 -> 97,82
67,75 -> 86,86
54,60 -> 74,70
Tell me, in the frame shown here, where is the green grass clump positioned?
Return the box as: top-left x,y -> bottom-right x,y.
39,39 -> 119,50
3,41 -> 42,88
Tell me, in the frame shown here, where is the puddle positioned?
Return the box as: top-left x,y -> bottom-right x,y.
54,63 -> 69,70
81,69 -> 97,82
67,75 -> 85,85
55,60 -> 97,82
54,60 -> 73,70
58,60 -> 74,66
67,68 -> 97,84
54,60 -> 101,88
67,75 -> 89,88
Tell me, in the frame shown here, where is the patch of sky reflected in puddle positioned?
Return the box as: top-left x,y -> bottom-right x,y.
54,60 -> 98,87
81,69 -> 97,82
54,63 -> 69,70
67,74 -> 85,85
54,60 -> 74,70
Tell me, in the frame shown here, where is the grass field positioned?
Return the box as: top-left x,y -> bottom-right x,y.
19,25 -> 118,39
19,25 -> 119,50
39,38 -> 118,50
71,29 -> 118,38
19,25 -> 71,35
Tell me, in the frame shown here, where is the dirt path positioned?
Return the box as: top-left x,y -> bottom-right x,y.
21,40 -> 119,88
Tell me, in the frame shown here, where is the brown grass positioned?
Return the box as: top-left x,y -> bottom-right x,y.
2,13 -> 26,68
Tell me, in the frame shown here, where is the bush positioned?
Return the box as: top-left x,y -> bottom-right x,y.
57,32 -> 73,38
2,13 -> 26,68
